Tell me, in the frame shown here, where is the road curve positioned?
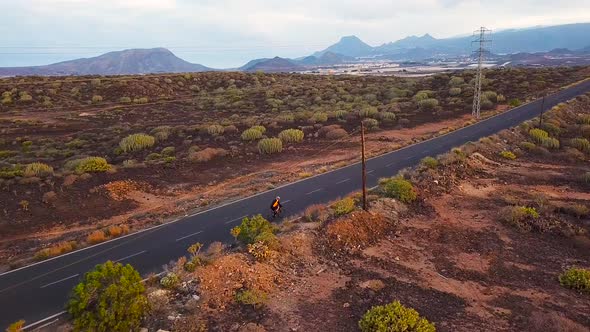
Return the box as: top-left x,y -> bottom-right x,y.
1,79 -> 590,328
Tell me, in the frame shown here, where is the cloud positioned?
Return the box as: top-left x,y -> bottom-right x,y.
1,0 -> 588,68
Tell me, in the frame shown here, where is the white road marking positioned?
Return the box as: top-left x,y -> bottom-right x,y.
175,230 -> 204,241
336,178 -> 350,184
306,188 -> 323,195
386,162 -> 394,167
404,156 -> 413,160
283,200 -> 291,203
22,311 -> 67,330
40,274 -> 79,289
114,250 -> 147,262
367,170 -> 374,174
224,215 -> 247,225
423,149 -> 431,154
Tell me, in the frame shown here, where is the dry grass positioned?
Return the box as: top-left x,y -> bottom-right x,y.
86,230 -> 108,244
325,211 -> 389,253
35,241 -> 77,260
189,147 -> 228,163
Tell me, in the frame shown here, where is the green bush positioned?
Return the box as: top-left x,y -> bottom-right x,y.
160,272 -> 181,289
0,165 -> 24,179
332,197 -> 355,216
235,289 -> 267,308
91,95 -> 103,103
418,98 -> 439,110
278,129 -> 304,143
230,214 -> 277,247
559,267 -> 590,293
24,162 -> 53,177
482,91 -> 498,103
241,128 -> 263,141
362,118 -> 379,129
19,93 -> 33,102
250,125 -> 266,134
0,150 -> 17,159
449,87 -> 461,96
68,261 -> 148,332
420,156 -> 439,169
413,91 -> 430,101
359,106 -> 379,118
68,157 -> 111,173
529,128 -> 549,143
312,112 -> 328,123
448,76 -> 464,86
359,300 -> 435,332
570,138 -> 590,153
520,142 -> 537,151
119,133 -> 156,153
380,177 -> 417,203
133,97 -> 148,104
380,112 -> 397,123
119,96 -> 132,103
161,146 -> 175,156
258,138 -> 283,154
540,137 -> 560,150
207,124 -> 225,136
509,98 -> 522,107
499,151 -> 516,160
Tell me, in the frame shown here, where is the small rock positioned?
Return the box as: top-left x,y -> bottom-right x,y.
192,294 -> 200,301
395,256 -> 400,261
167,315 -> 177,321
343,302 -> 350,308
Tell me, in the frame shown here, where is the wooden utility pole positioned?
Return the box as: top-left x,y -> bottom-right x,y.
539,95 -> 545,126
361,121 -> 368,211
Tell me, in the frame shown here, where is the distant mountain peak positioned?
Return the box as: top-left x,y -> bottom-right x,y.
314,35 -> 373,58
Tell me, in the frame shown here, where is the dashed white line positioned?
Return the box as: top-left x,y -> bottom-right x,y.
423,149 -> 431,154
224,215 -> 247,225
283,200 -> 291,203
403,156 -> 413,161
175,230 -> 204,241
367,170 -> 374,174
114,250 -> 147,262
40,274 -> 79,289
336,178 -> 350,184
386,162 -> 395,167
306,188 -> 323,195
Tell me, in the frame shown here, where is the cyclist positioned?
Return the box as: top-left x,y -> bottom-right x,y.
270,196 -> 282,217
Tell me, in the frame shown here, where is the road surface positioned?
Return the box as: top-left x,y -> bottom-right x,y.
1,79 -> 590,329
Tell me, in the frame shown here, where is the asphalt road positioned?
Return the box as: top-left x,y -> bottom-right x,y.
1,79 -> 590,329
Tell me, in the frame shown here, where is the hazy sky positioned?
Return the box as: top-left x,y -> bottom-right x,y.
1,0 -> 589,68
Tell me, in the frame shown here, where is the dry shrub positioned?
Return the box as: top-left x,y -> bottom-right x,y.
304,204 -> 330,223
190,147 -> 228,162
318,124 -> 342,136
87,230 -> 107,244
326,128 -> 348,139
325,211 -> 389,253
196,253 -> 280,310
42,191 -> 57,204
107,225 -> 130,237
35,241 -> 77,260
103,180 -> 142,201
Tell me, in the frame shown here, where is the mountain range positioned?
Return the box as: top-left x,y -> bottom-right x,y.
1,23 -> 589,76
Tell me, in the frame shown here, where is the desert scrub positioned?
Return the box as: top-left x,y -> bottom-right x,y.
278,129 -> 304,143
380,111 -> 397,123
250,125 -> 266,134
420,156 -> 439,169
241,128 -> 263,141
91,95 -> 103,103
379,177 -> 417,203
359,106 -> 379,118
529,128 -> 549,143
359,300 -> 435,332
418,98 -> 439,110
540,137 -> 560,150
119,96 -> 132,103
189,147 -> 228,162
449,87 -> 462,96
235,289 -> 267,308
160,272 -> 181,289
66,157 -> 111,173
311,112 -> 328,123
559,267 -> 590,293
499,150 -> 517,160
119,133 -> 155,153
35,241 -> 77,261
207,124 -> 225,136
569,138 -> 590,153
24,162 -> 53,177
362,118 -> 380,130
500,206 -> 539,231
258,138 -> 283,154
247,241 -> 273,261
304,204 -> 330,222
68,261 -> 148,332
580,172 -> 590,184
87,230 -> 108,244
520,142 -> 536,151
231,214 -> 277,247
332,197 -> 355,216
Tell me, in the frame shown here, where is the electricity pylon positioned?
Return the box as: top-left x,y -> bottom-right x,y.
472,27 -> 492,119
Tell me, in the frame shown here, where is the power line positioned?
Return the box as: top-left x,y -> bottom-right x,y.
471,27 -> 492,119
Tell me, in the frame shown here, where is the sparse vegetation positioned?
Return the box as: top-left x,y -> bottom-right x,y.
35,241 -> 77,261
231,214 -> 277,247
421,156 -> 439,169
359,301 -> 435,332
380,177 -> 417,203
559,267 -> 590,293
69,157 -> 111,173
23,162 -> 53,177
278,129 -> 304,143
258,138 -> 283,154
332,197 -> 356,216
119,133 -> 156,153
499,150 -> 517,160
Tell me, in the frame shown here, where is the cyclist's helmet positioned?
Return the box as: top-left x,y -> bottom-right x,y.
276,196 -> 280,200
